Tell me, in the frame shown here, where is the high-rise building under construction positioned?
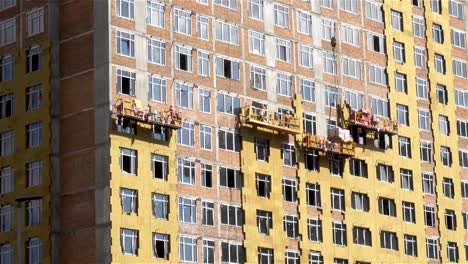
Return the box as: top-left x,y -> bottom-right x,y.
0,0 -> 467,263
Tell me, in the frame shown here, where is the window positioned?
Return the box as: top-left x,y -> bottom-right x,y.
255,138 -> 269,162
274,4 -> 289,28
282,144 -> 296,167
299,80 -> 315,103
218,129 -> 241,152
435,54 -> 446,74
371,97 -> 389,117
453,60 -> 468,78
153,233 -> 169,259
148,39 -> 165,65
325,86 -> 339,107
422,173 -> 434,195
176,83 -> 193,109
276,73 -> 292,97
198,163 -> 212,188
366,1 -> 383,22
221,242 -> 244,263
369,65 -> 387,85
0,244 -> 12,264
424,205 -> 436,227
0,167 -> 13,194
147,1 -> 164,27
201,201 -> 214,226
175,46 -> 192,72
445,209 -> 457,230
323,51 -> 337,75
432,24 -> 444,43
250,66 -> 266,90
117,69 -> 135,96
198,89 -> 211,114
215,0 -> 237,9
399,136 -> 411,158
414,47 -> 425,68
379,197 -> 396,217
282,178 -> 297,202
202,240 -> 214,264
248,0 -> 264,20
432,0 -> 441,13
306,183 -> 321,207
391,10 -> 403,31
420,141 -> 432,163
303,114 -> 317,136
148,76 -> 166,103
0,0 -> 15,10
26,161 -> 41,187
276,38 -> 291,63
367,33 -> 385,53
309,252 -> 323,264
0,130 -> 14,157
0,94 -> 13,119
340,0 -> 357,13
179,197 -> 196,223
393,41 -> 405,63
322,19 -> 335,41
249,31 -> 265,56
461,150 -> 468,168
322,0 -> 333,9
451,29 -> 466,48
441,146 -> 452,166
396,104 -> 409,126
418,110 -> 430,131
27,238 -> 42,264
462,181 -> 468,198
117,31 -> 134,57
394,72 -> 407,94
120,188 -> 137,214
449,0 -> 464,19
341,24 -> 360,46
400,169 -> 413,191
197,15 -> 209,40
26,199 -> 41,226
443,178 -> 454,198
174,9 -> 191,35
304,149 -> 319,172
331,188 -> 345,211
257,210 -> 272,235
299,45 -> 313,68
285,250 -> 299,264
179,236 -> 197,262
220,167 -> 242,188
120,148 -> 136,175
439,115 -> 449,135
447,242 -> 459,262
426,238 -> 439,260
380,231 -> 398,250
116,0 -> 134,19
352,192 -> 370,212
298,11 -> 312,35
152,154 -> 167,180
220,204 -> 243,226
330,157 -> 343,176
177,158 -> 195,184
464,212 -> 468,229
0,205 -> 12,232
284,215 -> 299,239
333,222 -> 347,246
215,21 -> 238,45
256,173 -> 271,198
0,18 -> 16,47
152,193 -> 168,219
412,16 -> 425,38
456,89 -> 468,108
402,201 -> 416,223
416,78 -> 428,99
342,57 -> 361,79
308,218 -> 322,242
27,8 -> 43,36
0,56 -> 13,82
216,58 -> 241,81
200,125 -> 212,150
353,226 -> 371,246
26,46 -> 41,73
404,234 -> 417,257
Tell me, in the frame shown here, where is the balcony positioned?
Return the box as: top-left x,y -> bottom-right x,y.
303,134 -> 355,157
114,98 -> 182,129
239,105 -> 301,134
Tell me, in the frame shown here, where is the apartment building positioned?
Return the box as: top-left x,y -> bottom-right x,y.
1,0 -> 468,263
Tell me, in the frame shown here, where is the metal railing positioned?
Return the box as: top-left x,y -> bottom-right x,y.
239,105 -> 300,132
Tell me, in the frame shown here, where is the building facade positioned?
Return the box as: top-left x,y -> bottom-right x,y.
1,0 -> 468,263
